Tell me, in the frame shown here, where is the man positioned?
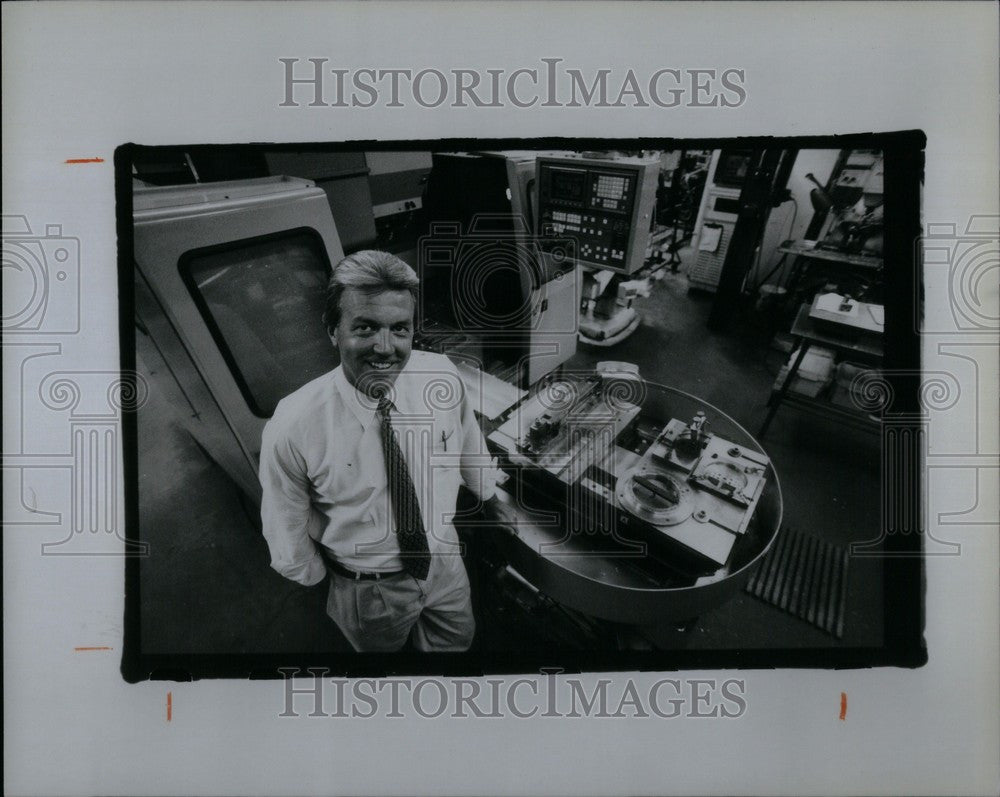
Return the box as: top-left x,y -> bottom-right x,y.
259,249 -> 506,652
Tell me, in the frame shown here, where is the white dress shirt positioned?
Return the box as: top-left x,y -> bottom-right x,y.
259,350 -> 497,585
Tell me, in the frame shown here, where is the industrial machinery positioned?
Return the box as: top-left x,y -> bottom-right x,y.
365,150 -> 433,254
132,175 -> 345,500
418,152 -> 581,388
575,270 -> 648,346
533,154 -> 659,346
535,155 -> 659,275
811,151 -> 885,257
687,149 -> 751,292
651,149 -> 710,272
484,366 -> 781,629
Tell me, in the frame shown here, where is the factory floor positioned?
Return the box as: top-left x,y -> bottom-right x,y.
563,260 -> 883,652
137,246 -> 883,661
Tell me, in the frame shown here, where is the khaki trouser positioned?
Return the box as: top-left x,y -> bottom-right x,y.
325,550 -> 475,652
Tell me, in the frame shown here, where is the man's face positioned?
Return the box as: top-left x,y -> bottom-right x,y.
331,287 -> 415,395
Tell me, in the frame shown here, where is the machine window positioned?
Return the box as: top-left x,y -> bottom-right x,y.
181,229 -> 337,417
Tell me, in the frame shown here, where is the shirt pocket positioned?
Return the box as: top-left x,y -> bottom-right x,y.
429,422 -> 461,482
431,423 -> 457,456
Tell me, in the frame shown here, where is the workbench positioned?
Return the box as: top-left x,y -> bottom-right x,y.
758,303 -> 884,438
777,241 -> 883,272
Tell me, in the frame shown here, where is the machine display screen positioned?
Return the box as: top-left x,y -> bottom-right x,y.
181,229 -> 337,417
714,149 -> 754,188
550,169 -> 586,201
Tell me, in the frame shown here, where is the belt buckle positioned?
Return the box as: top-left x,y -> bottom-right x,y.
350,565 -> 379,581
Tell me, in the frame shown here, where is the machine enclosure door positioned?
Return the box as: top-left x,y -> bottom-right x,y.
133,176 -> 345,498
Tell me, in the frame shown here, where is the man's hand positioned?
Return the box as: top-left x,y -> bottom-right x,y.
304,572 -> 329,594
478,495 -> 519,536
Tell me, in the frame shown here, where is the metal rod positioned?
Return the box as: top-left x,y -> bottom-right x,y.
835,548 -> 849,639
806,534 -> 828,625
767,525 -> 797,605
796,534 -> 818,618
779,531 -> 805,611
763,526 -> 793,604
745,531 -> 771,595
755,527 -> 788,598
789,532 -> 813,616
758,339 -> 812,438
816,541 -> 833,632
745,555 -> 763,595
826,549 -> 844,634
809,540 -> 830,627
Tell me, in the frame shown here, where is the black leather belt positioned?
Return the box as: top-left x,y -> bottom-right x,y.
321,549 -> 404,581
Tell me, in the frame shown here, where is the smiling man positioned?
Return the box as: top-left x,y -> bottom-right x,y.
259,250 -> 502,652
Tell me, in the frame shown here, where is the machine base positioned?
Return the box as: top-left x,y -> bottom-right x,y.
578,309 -> 641,346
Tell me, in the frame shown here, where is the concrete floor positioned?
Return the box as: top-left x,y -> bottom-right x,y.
137,248 -> 883,657
564,261 -> 883,651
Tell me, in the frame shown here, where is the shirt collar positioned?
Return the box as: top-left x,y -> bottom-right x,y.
331,356 -> 419,430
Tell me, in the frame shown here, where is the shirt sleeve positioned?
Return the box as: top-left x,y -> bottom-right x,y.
259,418 -> 328,586
456,376 -> 499,503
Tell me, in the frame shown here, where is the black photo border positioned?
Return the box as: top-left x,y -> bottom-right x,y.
118,130 -> 927,682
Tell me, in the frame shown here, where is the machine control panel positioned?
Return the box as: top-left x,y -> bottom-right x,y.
536,157 -> 659,275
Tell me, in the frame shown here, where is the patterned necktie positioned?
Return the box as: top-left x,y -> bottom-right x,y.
377,396 -> 431,580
